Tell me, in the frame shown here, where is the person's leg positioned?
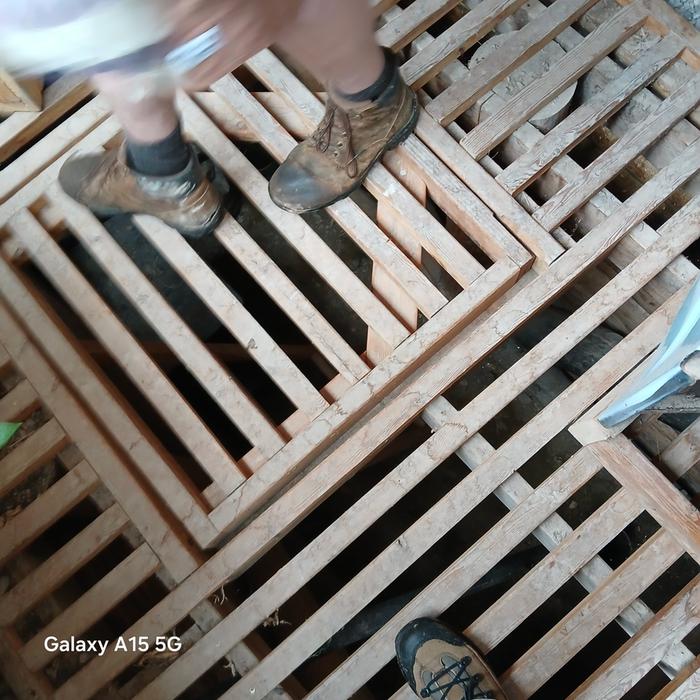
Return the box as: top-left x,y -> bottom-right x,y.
276,0 -> 385,95
268,0 -> 418,213
59,72 -> 223,237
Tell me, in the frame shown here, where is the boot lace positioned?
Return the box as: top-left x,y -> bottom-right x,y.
311,93 -> 407,179
312,101 -> 358,178
420,655 -> 495,700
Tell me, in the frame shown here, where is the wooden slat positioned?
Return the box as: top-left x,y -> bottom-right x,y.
535,73 -> 700,230
0,417 -> 68,499
0,503 -> 130,626
0,460 -> 99,567
213,215 -> 368,383
243,49 -> 524,273
467,489 -> 642,650
133,215 -> 328,420
49,188 -> 284,458
0,293 -> 207,573
503,529 -> 683,696
497,33 -> 685,194
428,0 -> 601,124
591,437 -> 700,563
659,418 -> 700,479
0,378 -> 39,422
21,543 -> 160,671
177,94 -> 411,349
7,207 -> 245,493
0,75 -> 91,163
227,449 -> 600,700
0,630 -> 52,700
211,75 -> 459,312
413,111 -> 564,267
654,657 -> 700,699
0,95 -> 110,205
376,0 -> 461,50
574,576 -> 700,699
400,0 -> 530,88
460,2 -> 647,158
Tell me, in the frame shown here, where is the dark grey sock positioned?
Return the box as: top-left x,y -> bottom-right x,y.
126,124 -> 191,177
338,49 -> 399,104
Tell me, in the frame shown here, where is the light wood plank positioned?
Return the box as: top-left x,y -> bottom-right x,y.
460,2 -> 647,158
0,504 -> 130,626
7,207 -> 245,492
574,576 -> 700,699
0,461 -> 99,568
498,33 -> 685,194
501,529 -> 684,697
429,0 -> 602,124
0,379 -> 39,423
0,285 -> 210,570
21,543 -> 160,671
535,73 -> 700,231
133,215 -> 328,420
0,418 -> 68,499
376,0 -> 461,50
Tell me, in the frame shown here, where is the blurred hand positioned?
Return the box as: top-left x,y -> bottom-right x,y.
167,0 -> 300,89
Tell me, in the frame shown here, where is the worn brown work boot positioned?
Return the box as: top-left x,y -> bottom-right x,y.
269,56 -> 418,213
58,144 -> 224,238
396,619 -> 507,700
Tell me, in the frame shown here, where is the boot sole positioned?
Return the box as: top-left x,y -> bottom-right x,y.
271,96 -> 420,215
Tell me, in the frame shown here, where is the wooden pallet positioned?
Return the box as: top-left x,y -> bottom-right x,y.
0,71 -> 43,115
0,302 -> 303,699
0,43 -> 538,548
18,90 -> 697,696
0,1 -> 699,696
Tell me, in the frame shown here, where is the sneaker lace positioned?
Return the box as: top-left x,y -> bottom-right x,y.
420,655 -> 495,700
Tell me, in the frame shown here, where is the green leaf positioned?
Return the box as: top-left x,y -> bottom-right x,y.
0,422 -> 22,450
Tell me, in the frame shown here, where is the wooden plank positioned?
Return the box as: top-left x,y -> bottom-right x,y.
408,18 -> 696,287
213,215 -> 368,383
0,95 -> 110,205
178,94 -> 411,350
133,215 -> 328,420
7,207 -> 245,493
497,33 -> 686,194
591,437 -> 700,563
21,543 -> 160,671
50,75 -> 700,700
210,77 -> 457,315
0,630 -> 52,700
242,51 -> 506,275
467,489 -> 643,650
0,503 -> 130,626
0,294 -> 205,575
460,2 -> 647,158
376,0 -> 461,50
0,72 -> 42,115
659,418 -> 700,479
573,576 -> 700,699
501,529 -> 684,697
400,0 -> 530,89
535,73 -> 700,230
0,75 -> 90,163
654,657 -> 700,699
0,417 -> 68,499
0,379 -> 39,422
227,449 -> 600,700
428,0 -> 602,125
0,460 -> 99,568
49,188 -> 284,458
0,115 -> 120,227
413,112 -> 563,266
